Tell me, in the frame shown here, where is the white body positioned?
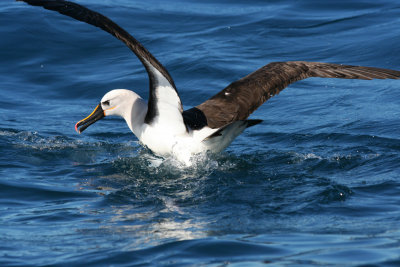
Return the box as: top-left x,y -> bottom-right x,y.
101,89 -> 247,164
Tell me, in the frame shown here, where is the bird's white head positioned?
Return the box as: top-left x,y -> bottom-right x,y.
100,89 -> 139,117
75,89 -> 145,134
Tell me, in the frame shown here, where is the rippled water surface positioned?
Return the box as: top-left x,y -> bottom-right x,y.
1,0 -> 400,266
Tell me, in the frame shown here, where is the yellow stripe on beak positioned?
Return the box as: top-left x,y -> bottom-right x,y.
75,103 -> 105,134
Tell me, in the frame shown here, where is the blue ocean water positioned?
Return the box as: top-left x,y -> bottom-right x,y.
1,0 -> 400,265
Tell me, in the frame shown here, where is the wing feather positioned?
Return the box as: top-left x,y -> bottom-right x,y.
196,61 -> 400,128
18,0 -> 183,125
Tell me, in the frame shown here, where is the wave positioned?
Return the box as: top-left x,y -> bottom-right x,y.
3,126 -> 398,177
2,127 -> 399,220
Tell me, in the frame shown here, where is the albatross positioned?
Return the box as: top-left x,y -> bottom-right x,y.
19,0 -> 400,162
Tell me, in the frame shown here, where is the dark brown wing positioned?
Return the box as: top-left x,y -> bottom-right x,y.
18,0 -> 175,87
196,61 -> 400,128
18,0 -> 183,124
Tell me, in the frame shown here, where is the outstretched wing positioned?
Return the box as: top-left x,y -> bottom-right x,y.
195,61 -> 400,128
18,0 -> 183,126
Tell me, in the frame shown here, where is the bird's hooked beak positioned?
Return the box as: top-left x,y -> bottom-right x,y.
75,103 -> 105,134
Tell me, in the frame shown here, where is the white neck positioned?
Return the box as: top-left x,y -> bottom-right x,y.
122,96 -> 148,138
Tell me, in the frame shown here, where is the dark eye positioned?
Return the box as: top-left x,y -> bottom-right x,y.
102,100 -> 110,106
